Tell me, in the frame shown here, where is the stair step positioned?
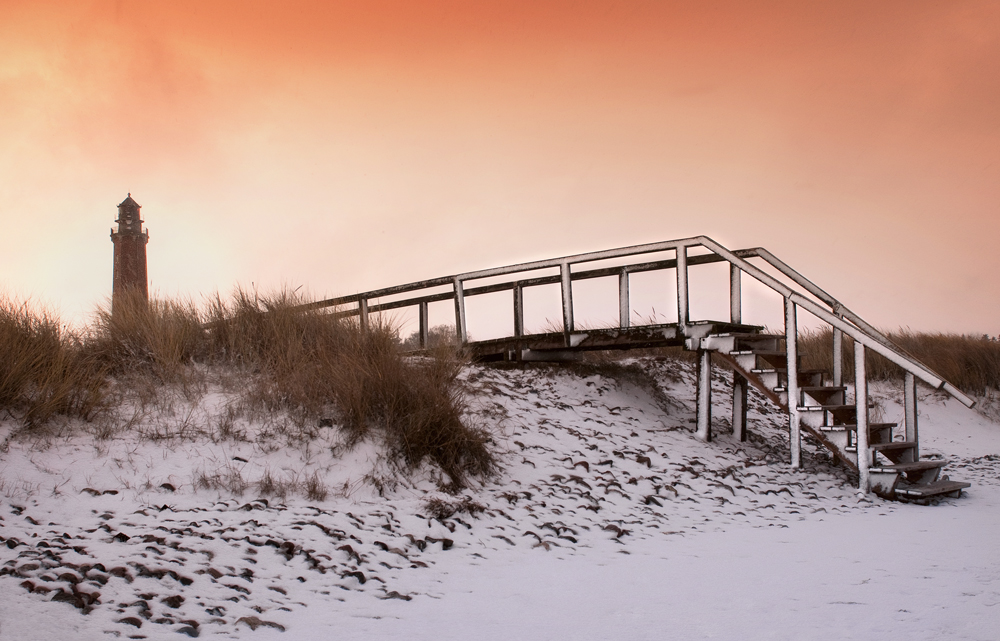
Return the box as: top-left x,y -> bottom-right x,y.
894,480 -> 971,499
797,404 -> 854,412
871,441 -> 917,452
846,441 -> 917,453
870,460 -> 946,473
820,423 -> 897,433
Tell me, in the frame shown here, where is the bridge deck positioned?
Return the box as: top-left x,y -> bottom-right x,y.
463,320 -> 762,362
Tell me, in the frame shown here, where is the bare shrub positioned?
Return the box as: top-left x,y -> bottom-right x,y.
422,495 -> 487,520
195,464 -> 249,495
304,472 -> 328,502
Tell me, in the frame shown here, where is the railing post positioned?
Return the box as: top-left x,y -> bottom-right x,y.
730,263 -> 746,440
696,348 -> 712,442
855,341 -> 870,494
904,371 -> 919,462
730,264 -> 741,324
560,261 -> 574,346
359,298 -> 369,334
677,245 -> 689,331
832,328 -> 844,387
619,268 -> 630,329
453,277 -> 467,345
513,282 -> 524,338
418,301 -> 429,349
784,297 -> 801,468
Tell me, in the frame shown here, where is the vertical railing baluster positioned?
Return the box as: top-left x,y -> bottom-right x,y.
904,371 -> 918,462
730,263 -> 741,324
619,268 -> 630,329
418,301 -> 429,349
832,328 -> 843,387
677,244 -> 689,330
513,282 -> 524,338
784,297 -> 801,468
453,277 -> 467,345
560,262 -> 574,346
359,298 -> 369,334
855,341 -> 870,493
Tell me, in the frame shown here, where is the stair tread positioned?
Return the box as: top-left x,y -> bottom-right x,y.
820,422 -> 896,432
894,480 -> 971,498
871,441 -> 917,451
797,404 -> 855,411
870,460 -> 946,472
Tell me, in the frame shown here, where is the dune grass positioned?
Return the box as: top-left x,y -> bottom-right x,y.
797,328 -> 1000,395
0,299 -> 106,427
0,289 -> 496,489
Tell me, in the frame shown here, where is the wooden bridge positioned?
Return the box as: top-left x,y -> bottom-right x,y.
306,236 -> 974,502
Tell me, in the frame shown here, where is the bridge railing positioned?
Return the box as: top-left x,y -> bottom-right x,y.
304,236 -> 974,413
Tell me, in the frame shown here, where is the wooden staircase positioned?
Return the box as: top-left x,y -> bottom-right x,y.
708,332 -> 971,502
302,234 -> 977,501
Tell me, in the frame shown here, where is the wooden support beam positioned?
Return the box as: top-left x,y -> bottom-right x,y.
784,298 -> 801,468
732,373 -> 748,441
904,371 -> 919,463
856,341 -> 870,494
696,349 -> 712,442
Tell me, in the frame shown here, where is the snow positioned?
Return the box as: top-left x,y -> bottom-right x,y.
1,358 -> 998,640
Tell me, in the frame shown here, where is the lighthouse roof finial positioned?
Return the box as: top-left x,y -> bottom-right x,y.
118,193 -> 141,209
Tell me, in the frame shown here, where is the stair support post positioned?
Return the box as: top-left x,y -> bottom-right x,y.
359,298 -> 369,334
418,301 -> 429,348
904,371 -> 919,463
619,268 -> 630,329
453,277 -> 468,346
696,349 -> 712,442
560,261 -> 574,347
855,341 -> 870,493
677,245 -> 689,332
784,298 -> 801,468
832,328 -> 844,387
732,373 -> 748,441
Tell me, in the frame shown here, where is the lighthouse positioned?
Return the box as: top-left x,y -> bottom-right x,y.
110,193 -> 149,314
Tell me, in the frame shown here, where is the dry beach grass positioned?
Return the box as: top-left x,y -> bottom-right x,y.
0,289 -> 496,489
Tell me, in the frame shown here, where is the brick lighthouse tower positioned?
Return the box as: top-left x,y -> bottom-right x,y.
110,193 -> 149,314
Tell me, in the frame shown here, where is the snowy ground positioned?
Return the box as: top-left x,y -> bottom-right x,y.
1,358 -> 998,640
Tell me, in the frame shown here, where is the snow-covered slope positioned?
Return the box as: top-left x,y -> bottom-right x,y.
1,358 -> 998,640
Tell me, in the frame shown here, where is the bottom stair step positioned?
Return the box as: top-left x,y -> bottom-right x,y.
894,480 -> 971,499
870,461 -> 945,473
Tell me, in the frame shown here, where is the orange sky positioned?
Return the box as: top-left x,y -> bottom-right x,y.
1,0 -> 998,333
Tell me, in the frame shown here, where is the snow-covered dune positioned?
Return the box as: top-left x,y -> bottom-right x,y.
1,358 -> 998,640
